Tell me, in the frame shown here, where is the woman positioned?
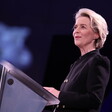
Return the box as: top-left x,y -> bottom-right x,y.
44,8 -> 110,112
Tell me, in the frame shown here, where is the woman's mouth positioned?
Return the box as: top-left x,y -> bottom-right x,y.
75,36 -> 81,38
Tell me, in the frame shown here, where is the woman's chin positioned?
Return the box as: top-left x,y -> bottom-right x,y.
75,42 -> 81,47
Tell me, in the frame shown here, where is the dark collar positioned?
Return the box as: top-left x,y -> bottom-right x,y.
79,49 -> 100,60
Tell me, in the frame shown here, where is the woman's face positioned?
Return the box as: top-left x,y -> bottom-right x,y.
73,16 -> 99,49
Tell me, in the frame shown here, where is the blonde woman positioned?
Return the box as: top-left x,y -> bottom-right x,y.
44,8 -> 110,112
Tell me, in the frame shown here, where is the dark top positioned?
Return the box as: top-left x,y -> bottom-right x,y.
56,49 -> 110,112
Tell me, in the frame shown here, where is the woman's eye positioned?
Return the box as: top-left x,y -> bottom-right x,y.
81,25 -> 86,28
73,26 -> 77,29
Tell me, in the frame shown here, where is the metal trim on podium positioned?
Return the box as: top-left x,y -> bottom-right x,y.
0,61 -> 60,112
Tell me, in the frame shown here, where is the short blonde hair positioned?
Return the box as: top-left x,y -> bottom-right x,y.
75,8 -> 109,49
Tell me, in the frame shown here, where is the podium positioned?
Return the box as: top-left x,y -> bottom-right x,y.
0,61 -> 60,112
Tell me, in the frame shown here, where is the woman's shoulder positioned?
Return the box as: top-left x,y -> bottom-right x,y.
95,53 -> 109,62
90,53 -> 110,66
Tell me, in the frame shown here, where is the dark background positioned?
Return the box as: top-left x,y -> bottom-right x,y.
0,0 -> 112,111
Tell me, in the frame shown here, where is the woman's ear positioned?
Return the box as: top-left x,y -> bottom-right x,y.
94,33 -> 100,39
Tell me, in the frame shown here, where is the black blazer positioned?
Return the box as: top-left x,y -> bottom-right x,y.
56,50 -> 110,112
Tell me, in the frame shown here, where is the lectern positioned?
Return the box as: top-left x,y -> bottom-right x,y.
0,61 -> 60,112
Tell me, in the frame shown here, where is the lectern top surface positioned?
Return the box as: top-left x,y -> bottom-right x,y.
0,60 -> 60,106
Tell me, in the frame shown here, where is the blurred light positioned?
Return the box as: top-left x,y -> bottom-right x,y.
0,22 -> 32,69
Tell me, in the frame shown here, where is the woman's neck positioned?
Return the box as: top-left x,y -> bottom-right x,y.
80,47 -> 96,56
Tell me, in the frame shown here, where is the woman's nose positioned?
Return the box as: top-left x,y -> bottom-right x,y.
74,27 -> 80,33
73,28 -> 79,35
72,30 -> 76,37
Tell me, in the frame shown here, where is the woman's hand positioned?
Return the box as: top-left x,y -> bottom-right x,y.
44,87 -> 60,98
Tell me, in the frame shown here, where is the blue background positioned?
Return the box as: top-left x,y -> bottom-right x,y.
0,0 -> 112,111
